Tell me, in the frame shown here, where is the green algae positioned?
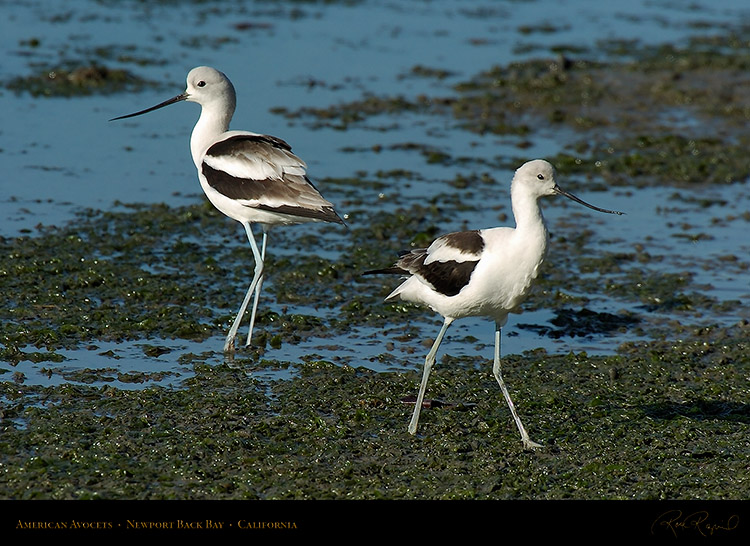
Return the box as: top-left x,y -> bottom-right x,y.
1,193 -> 748,499
0,203 -> 227,352
0,199 -> 442,358
6,64 -> 152,98
1,328 -> 748,500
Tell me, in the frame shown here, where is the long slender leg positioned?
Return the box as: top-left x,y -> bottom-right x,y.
493,322 -> 542,449
408,317 -> 453,434
245,229 -> 268,346
223,222 -> 264,352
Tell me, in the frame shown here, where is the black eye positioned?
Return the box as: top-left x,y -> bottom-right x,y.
197,80 -> 206,88
537,174 -> 545,180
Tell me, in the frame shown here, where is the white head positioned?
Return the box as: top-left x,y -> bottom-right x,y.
513,159 -> 623,215
110,66 -> 240,164
512,159 -> 559,198
110,65 -> 236,123
184,66 -> 236,115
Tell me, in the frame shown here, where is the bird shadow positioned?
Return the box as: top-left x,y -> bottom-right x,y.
642,399 -> 750,425
517,307 -> 640,339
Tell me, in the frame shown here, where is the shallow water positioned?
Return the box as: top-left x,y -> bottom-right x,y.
4,0 -> 748,227
2,0 -> 750,389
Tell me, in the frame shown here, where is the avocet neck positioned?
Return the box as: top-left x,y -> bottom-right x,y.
189,97 -> 236,168
510,181 -> 547,236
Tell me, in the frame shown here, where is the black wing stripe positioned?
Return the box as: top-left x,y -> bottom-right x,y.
203,163 -> 293,201
396,249 -> 478,297
206,133 -> 292,156
439,230 -> 485,255
201,163 -> 342,223
417,258 -> 478,297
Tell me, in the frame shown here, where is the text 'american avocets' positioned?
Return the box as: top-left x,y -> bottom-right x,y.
112,66 -> 344,352
366,159 -> 623,449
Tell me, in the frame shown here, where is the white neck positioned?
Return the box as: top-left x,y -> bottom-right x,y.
189,100 -> 235,167
507,181 -> 550,272
510,181 -> 546,234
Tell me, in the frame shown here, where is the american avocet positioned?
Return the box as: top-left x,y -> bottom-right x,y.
112,66 -> 344,352
366,159 -> 623,449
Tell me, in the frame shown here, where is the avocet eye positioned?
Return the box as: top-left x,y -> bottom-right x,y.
537,174 -> 545,180
196,80 -> 206,88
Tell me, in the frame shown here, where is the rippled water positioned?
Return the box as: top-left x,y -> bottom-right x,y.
2,0 -> 749,388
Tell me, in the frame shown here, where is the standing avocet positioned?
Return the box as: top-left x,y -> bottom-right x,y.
366,159 -> 622,449
112,66 -> 344,352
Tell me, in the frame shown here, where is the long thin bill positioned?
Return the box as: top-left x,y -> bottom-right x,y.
109,92 -> 188,121
554,186 -> 624,215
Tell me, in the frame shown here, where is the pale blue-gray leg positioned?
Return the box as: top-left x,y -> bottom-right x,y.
493,322 -> 542,449
408,317 -> 454,434
245,229 -> 267,346
223,222 -> 264,352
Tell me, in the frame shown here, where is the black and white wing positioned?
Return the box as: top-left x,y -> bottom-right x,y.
367,230 -> 485,297
201,133 -> 343,224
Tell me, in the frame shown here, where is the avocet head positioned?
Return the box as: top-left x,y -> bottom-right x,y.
110,66 -> 236,121
514,159 -> 623,215
183,66 -> 236,110
513,159 -> 558,196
